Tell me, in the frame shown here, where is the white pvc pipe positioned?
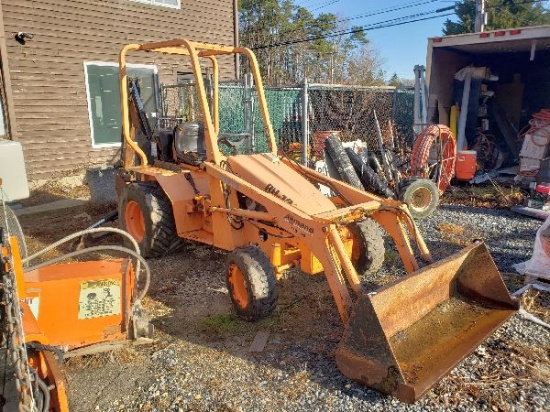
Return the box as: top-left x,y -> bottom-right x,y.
457,70 -> 472,151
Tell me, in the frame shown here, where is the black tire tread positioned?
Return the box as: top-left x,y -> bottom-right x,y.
349,219 -> 385,278
345,147 -> 395,198
226,245 -> 278,321
325,135 -> 363,190
119,182 -> 178,258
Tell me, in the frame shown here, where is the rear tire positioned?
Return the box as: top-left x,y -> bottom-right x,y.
397,178 -> 439,219
118,182 -> 178,258
348,219 -> 385,279
226,246 -> 278,321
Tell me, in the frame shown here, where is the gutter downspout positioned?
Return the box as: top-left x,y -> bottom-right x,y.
0,0 -> 17,140
234,0 -> 240,80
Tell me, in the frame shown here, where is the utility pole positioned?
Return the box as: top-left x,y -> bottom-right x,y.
475,0 -> 487,32
301,77 -> 309,166
330,52 -> 334,84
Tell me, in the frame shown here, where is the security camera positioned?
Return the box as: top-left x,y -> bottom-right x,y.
15,32 -> 34,45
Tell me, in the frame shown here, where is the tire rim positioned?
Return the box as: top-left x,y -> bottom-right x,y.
410,187 -> 433,213
125,200 -> 145,242
228,263 -> 248,309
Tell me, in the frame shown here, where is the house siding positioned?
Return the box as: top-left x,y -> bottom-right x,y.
2,0 -> 236,179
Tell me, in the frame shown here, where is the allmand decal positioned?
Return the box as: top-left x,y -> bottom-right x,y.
284,214 -> 314,235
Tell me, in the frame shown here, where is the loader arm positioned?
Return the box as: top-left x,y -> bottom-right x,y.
205,161 -> 354,321
282,157 -> 432,269
204,157 -> 433,323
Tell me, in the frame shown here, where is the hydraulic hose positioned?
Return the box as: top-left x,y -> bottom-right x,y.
35,375 -> 50,412
410,124 -> 456,195
23,227 -> 150,301
23,227 -> 139,265
518,109 -> 550,146
25,245 -> 150,302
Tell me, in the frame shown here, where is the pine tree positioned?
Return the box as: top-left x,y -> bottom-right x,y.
388,73 -> 402,87
239,1 -> 383,86
443,0 -> 550,35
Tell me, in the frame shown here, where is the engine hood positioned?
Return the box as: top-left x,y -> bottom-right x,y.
227,153 -> 336,215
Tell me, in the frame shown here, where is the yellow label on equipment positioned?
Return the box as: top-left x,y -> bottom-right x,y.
78,279 -> 121,319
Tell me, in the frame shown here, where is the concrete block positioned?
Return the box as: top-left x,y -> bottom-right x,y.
86,167 -> 117,205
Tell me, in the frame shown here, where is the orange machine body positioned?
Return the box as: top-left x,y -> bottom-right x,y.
2,236 -> 71,411
23,259 -> 135,348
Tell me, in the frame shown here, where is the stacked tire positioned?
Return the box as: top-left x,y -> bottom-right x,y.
397,178 -> 439,219
323,133 -> 439,219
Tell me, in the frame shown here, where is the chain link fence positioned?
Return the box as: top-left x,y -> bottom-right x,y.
307,84 -> 414,158
159,81 -> 415,158
218,84 -> 301,154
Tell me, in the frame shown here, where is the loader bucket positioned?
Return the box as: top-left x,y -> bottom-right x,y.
335,242 -> 519,403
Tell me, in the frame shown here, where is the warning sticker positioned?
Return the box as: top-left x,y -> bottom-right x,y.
24,288 -> 41,320
78,279 -> 121,319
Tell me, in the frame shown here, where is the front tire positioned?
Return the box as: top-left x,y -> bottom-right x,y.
118,182 -> 178,258
226,246 -> 278,321
348,219 -> 385,279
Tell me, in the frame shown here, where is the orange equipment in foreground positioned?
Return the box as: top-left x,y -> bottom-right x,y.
116,39 -> 518,403
1,212 -> 152,411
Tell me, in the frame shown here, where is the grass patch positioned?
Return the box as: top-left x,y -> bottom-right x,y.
384,249 -> 400,263
203,313 -> 240,331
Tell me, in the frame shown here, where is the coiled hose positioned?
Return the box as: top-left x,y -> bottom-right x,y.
410,124 -> 457,195
22,227 -> 150,301
518,109 -> 550,147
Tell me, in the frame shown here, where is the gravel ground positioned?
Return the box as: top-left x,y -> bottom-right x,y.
55,203 -> 549,412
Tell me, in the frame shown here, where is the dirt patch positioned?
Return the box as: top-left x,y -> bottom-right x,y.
443,182 -> 525,208
20,181 -> 90,208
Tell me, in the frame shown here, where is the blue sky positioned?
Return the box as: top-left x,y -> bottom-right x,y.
294,0 -> 457,80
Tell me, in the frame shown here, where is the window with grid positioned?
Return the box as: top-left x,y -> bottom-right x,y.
84,62 -> 158,148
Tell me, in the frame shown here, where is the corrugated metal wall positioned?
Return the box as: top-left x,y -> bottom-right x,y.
1,0 -> 235,179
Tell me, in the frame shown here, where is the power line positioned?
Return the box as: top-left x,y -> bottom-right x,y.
310,0 -> 341,13
329,0 -> 441,26
242,0 -> 441,37
253,7 -> 455,50
244,0 -> 549,51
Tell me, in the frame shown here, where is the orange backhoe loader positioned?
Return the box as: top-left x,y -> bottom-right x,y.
116,40 -> 519,403
1,202 -> 152,411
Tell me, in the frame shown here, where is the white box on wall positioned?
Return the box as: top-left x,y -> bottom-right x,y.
0,139 -> 29,201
